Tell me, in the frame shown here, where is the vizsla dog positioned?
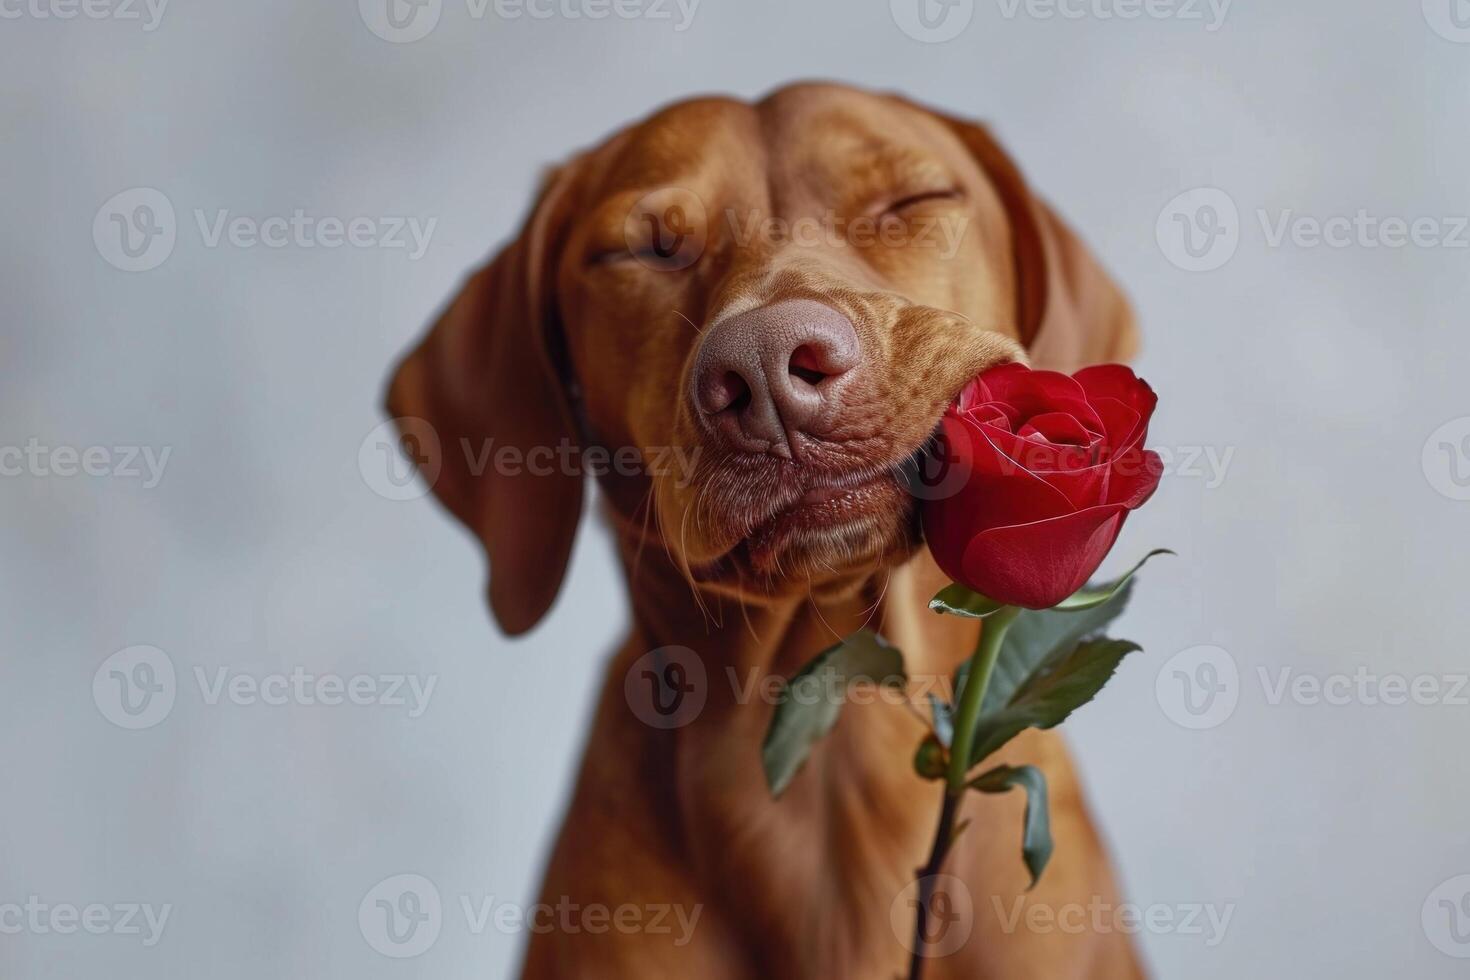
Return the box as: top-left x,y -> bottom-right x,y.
387,82 -> 1146,979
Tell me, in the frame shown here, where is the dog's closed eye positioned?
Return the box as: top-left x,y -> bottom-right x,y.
587,243 -> 694,269
878,187 -> 965,217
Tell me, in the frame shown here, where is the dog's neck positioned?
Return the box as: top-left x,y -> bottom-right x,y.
610,528 -> 982,974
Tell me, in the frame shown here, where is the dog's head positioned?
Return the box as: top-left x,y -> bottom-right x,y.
387,83 -> 1137,635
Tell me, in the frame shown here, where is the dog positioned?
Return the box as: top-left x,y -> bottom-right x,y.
387,81 -> 1146,979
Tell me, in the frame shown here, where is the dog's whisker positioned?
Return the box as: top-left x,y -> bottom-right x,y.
671,309 -> 704,334
677,501 -> 719,630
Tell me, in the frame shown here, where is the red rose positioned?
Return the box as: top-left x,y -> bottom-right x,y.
921,363 -> 1163,609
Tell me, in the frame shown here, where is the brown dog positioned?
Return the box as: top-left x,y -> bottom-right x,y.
387,82 -> 1146,979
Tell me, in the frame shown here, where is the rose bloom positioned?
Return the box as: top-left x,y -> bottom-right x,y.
921,362 -> 1163,609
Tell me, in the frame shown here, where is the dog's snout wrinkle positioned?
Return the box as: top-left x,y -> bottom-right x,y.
691,298 -> 861,460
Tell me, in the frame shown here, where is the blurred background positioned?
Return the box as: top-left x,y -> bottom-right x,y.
5,0 -> 1470,976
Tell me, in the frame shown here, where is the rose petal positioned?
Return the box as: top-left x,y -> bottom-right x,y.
1075,364 -> 1157,440
1033,460 -> 1112,511
1016,411 -> 1096,448
1106,448 -> 1164,508
1090,397 -> 1146,455
954,505 -> 1131,609
976,367 -> 1105,435
962,401 -> 1017,432
933,416 -> 1076,525
957,362 -> 1028,412
1074,364 -> 1156,412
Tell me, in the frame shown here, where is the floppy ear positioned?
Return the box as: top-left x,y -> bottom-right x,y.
385,169 -> 584,636
937,113 -> 1139,370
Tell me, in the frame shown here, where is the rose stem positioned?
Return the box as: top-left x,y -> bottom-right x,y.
908,605 -> 1021,980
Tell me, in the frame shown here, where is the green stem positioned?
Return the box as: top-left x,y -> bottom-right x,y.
909,605 -> 1021,980
945,605 -> 1020,792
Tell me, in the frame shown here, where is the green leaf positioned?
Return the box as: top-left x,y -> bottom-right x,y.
762,629 -> 906,797
969,764 -> 1052,888
968,637 -> 1141,766
955,578 -> 1135,716
1053,549 -> 1174,611
928,694 -> 954,748
929,583 -> 1008,619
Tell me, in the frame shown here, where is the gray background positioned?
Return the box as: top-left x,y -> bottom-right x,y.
5,0 -> 1470,976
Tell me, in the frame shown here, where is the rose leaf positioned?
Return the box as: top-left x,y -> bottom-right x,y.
969,764 -> 1053,888
967,637 -> 1142,767
762,629 -> 907,797
928,583 -> 1009,619
1053,548 -> 1174,612
956,578 -> 1135,715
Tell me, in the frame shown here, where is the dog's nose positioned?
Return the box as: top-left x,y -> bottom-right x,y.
691,298 -> 861,458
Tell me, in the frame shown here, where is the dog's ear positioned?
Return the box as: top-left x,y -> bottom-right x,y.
937,113 -> 1139,370
385,167 -> 584,636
